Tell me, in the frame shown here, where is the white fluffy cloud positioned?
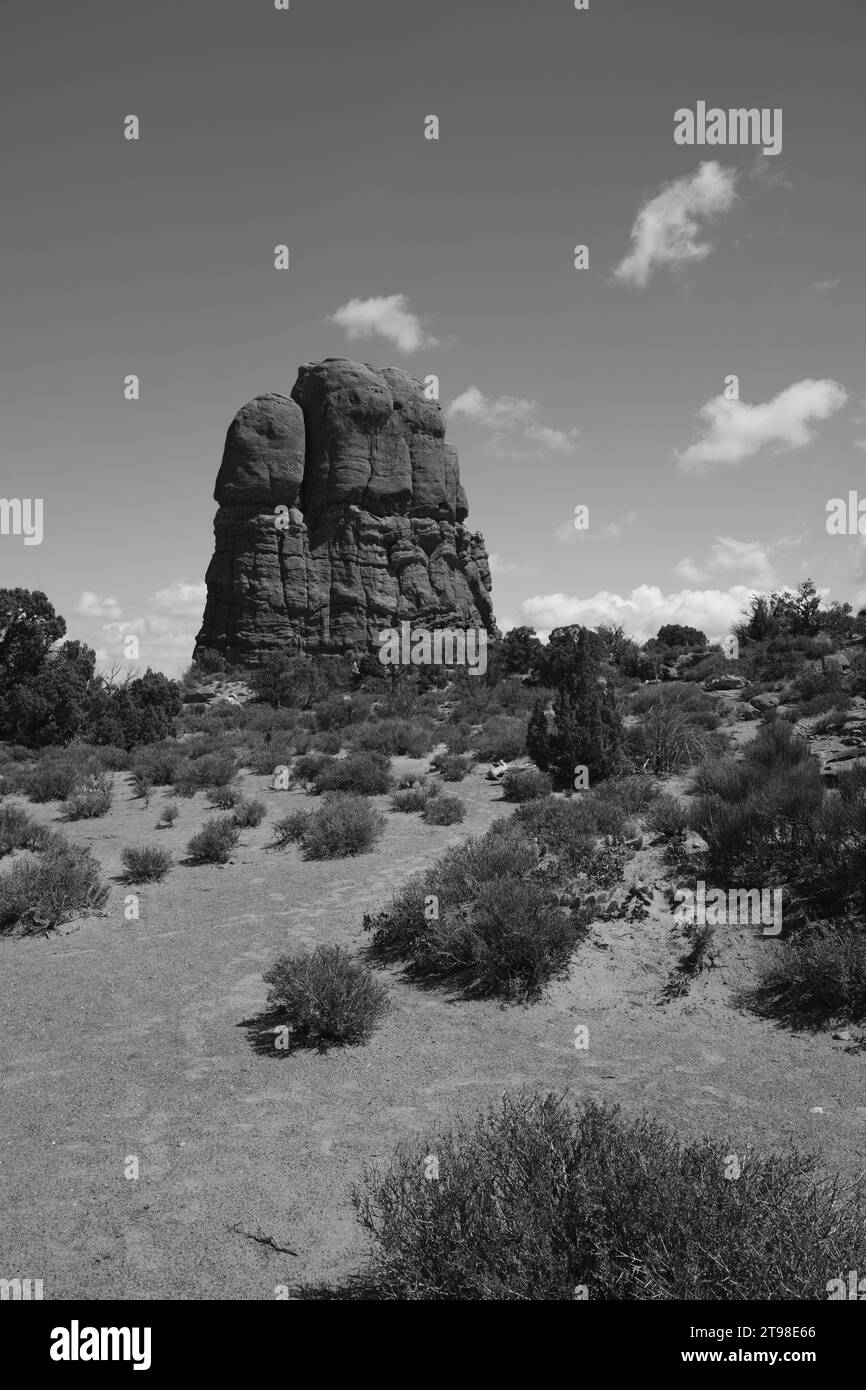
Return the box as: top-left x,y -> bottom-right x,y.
447,387 -> 577,454
75,591 -> 122,620
149,579 -> 207,616
674,535 -> 800,589
614,161 -> 738,288
522,584 -> 757,644
328,294 -> 438,353
448,387 -> 537,429
677,378 -> 848,471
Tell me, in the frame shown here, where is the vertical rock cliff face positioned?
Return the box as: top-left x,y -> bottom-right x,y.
195,359 -> 494,667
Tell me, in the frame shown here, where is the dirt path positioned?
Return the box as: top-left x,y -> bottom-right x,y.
1,763 -> 863,1299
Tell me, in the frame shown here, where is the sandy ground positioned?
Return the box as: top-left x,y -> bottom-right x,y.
1,754 -> 864,1300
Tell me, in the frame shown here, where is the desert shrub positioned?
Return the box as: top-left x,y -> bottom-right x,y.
206,784 -> 242,810
130,740 -> 185,787
365,823 -> 582,1000
354,718 -> 436,758
232,797 -> 266,828
473,716 -> 527,763
422,794 -> 465,826
444,723 -> 474,755
290,752 -> 330,787
263,944 -> 389,1048
311,728 -> 343,755
301,794 -> 387,860
243,736 -> 297,775
745,720 -> 812,772
390,781 -> 438,813
313,751 -> 392,797
501,767 -> 552,803
25,750 -> 103,803
173,749 -> 238,796
121,844 -> 173,883
750,921 -> 866,1026
0,840 -> 109,933
295,1093 -> 866,1300
273,809 -> 310,846
186,815 -> 241,864
432,752 -> 471,782
65,774 -> 113,820
589,775 -> 657,817
645,793 -> 689,838
157,801 -> 179,828
315,696 -> 355,732
130,771 -> 154,805
0,804 -> 55,856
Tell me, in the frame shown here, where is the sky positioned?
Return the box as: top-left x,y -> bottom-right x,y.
1,0 -> 864,675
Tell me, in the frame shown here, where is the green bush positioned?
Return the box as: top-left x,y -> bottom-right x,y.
0,804 -> 55,856
0,840 -> 109,933
390,781 -> 438,813
121,844 -> 173,883
290,752 -> 330,787
263,944 -> 389,1048
354,718 -> 437,758
295,1092 -> 866,1300
25,751 -> 103,803
313,751 -> 392,796
186,815 -> 241,864
501,768 -> 552,802
473,716 -> 527,763
422,794 -> 465,826
645,793 -> 689,837
432,752 -> 471,782
65,775 -> 113,820
750,921 -> 866,1026
206,784 -> 242,810
232,797 -> 266,828
273,809 -> 310,846
157,801 -> 179,828
301,794 -> 387,860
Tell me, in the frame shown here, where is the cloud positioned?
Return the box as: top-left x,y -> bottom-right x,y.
448,387 -> 537,430
525,424 -> 579,453
811,277 -> 841,292
555,510 -> 637,544
75,591 -> 123,620
677,378 -> 848,471
90,578 -> 208,677
447,387 -> 577,454
855,438 -> 866,452
488,553 -> 537,577
327,294 -> 438,353
521,584 -> 758,644
613,161 -> 738,288
149,579 -> 207,616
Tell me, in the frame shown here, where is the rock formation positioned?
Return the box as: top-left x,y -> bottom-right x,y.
194,359 -> 494,666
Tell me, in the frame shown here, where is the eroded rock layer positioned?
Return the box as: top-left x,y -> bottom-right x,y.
195,359 -> 494,665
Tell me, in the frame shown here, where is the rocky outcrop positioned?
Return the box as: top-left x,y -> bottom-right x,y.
195,359 -> 494,666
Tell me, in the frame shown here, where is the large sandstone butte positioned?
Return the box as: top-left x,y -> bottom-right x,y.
194,359 -> 495,666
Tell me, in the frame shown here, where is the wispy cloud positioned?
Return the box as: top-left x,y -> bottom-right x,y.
554,510 -> 637,544
328,294 -> 438,353
677,378 -> 848,471
75,591 -> 122,620
811,277 -> 841,292
674,535 -> 802,589
447,386 -> 577,454
613,161 -> 738,288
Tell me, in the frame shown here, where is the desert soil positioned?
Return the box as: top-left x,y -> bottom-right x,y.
1,752 -> 864,1299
